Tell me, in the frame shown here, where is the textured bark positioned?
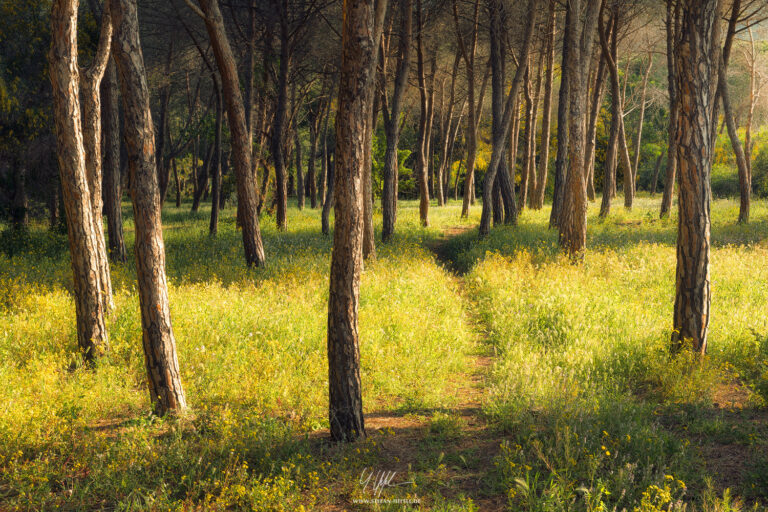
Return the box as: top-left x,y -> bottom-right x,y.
49,0 -> 109,361
328,0 -> 385,443
102,59 -> 126,263
81,0 -> 114,312
660,0 -> 680,218
558,0 -> 601,255
533,0 -> 556,210
671,0 -> 720,354
381,0 -> 412,241
111,0 -> 186,412
199,0 -> 265,266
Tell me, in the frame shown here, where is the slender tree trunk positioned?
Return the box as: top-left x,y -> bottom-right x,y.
308,115 -> 319,208
585,50 -> 607,203
81,0 -> 114,312
550,6 -> 571,228
209,87 -> 222,236
363,76 -> 379,259
660,0 -> 680,218
270,1 -> 290,230
671,0 -> 720,354
199,0 -> 266,266
415,0 -> 430,227
534,0 -> 556,209
111,0 -> 186,413
632,53 -> 653,189
650,153 -> 663,196
381,0 -> 412,241
322,151 -> 334,235
294,108 -> 305,210
49,0 -> 109,361
173,159 -> 181,207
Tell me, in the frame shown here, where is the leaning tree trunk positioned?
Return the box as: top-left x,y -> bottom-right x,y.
671,0 -> 720,354
49,0 -> 109,362
199,0 -> 266,266
81,0 -> 114,312
111,0 -> 186,413
102,60 -> 126,263
209,86 -> 223,236
719,58 -> 750,223
327,0 -> 384,443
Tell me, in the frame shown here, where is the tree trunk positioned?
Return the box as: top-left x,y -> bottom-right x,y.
363,74 -> 379,260
156,42 -> 173,204
533,0 -> 556,210
632,53 -> 653,190
209,87 -> 223,236
558,0 -> 601,255
322,151 -> 334,236
381,0 -> 413,241
415,0 -> 430,227
650,153 -> 663,196
308,114 -> 319,208
328,0 -> 383,442
49,0 -> 109,362
271,1 -> 290,230
549,6 -> 571,229
585,50 -> 607,203
111,0 -> 186,413
660,0 -> 680,218
199,0 -> 266,266
478,0 -> 534,235
101,59 -> 127,263
81,0 -> 114,312
671,0 -> 720,354
10,160 -> 28,230
295,123 -> 305,210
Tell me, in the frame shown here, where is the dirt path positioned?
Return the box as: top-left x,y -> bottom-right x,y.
351,225 -> 506,510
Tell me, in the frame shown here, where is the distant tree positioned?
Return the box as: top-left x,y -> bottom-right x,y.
49,0 -> 109,361
671,0 -> 720,354
111,0 -> 187,413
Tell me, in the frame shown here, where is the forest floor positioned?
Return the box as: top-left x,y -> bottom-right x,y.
2,196 -> 768,510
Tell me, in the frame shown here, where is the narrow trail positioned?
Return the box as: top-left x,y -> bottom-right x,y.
357,225 -> 506,510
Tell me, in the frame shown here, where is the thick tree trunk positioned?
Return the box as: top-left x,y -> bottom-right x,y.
558,0 -> 601,255
199,0 -> 266,266
101,59 -> 127,263
49,0 -> 109,362
328,0 -> 384,442
671,0 -> 720,354
111,0 -> 186,413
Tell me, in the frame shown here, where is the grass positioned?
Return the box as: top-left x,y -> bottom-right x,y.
0,194 -> 767,510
